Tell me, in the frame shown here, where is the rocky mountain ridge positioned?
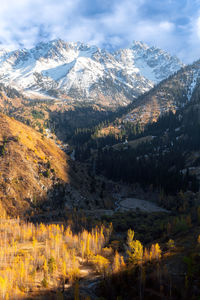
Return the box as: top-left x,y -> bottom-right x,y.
0,39 -> 183,107
122,59 -> 200,124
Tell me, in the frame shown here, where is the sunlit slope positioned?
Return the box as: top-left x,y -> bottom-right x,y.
0,113 -> 70,215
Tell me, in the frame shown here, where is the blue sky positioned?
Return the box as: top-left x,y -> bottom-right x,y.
0,0 -> 199,63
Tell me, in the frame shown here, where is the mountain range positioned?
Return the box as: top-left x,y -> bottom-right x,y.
0,39 -> 183,107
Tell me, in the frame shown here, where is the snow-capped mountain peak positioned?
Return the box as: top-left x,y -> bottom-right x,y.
114,41 -> 183,84
0,40 -> 184,106
131,40 -> 149,50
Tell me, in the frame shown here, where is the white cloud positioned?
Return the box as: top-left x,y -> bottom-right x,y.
0,0 -> 197,63
159,21 -> 175,31
172,13 -> 200,63
196,16 -> 200,39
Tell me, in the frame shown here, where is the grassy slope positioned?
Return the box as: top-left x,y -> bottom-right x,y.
0,113 -> 70,216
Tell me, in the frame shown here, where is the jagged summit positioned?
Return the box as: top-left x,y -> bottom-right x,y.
131,40 -> 149,50
115,41 -> 183,84
0,39 -> 183,106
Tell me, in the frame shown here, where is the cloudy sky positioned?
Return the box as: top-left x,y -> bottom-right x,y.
0,0 -> 199,63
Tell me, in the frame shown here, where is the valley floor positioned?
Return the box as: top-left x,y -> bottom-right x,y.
116,197 -> 169,213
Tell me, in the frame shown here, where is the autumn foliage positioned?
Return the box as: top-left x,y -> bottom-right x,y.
0,211 -> 164,300
0,217 -> 112,299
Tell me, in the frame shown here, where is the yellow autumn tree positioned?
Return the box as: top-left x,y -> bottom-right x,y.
126,229 -> 143,264
91,255 -> 110,277
113,251 -> 121,273
150,243 -> 162,261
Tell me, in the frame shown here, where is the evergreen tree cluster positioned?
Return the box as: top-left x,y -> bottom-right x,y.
96,103 -> 200,195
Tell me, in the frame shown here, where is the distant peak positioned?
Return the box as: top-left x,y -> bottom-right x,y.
33,39 -> 100,54
131,41 -> 150,50
35,38 -> 64,49
131,41 -> 166,54
0,48 -> 11,56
